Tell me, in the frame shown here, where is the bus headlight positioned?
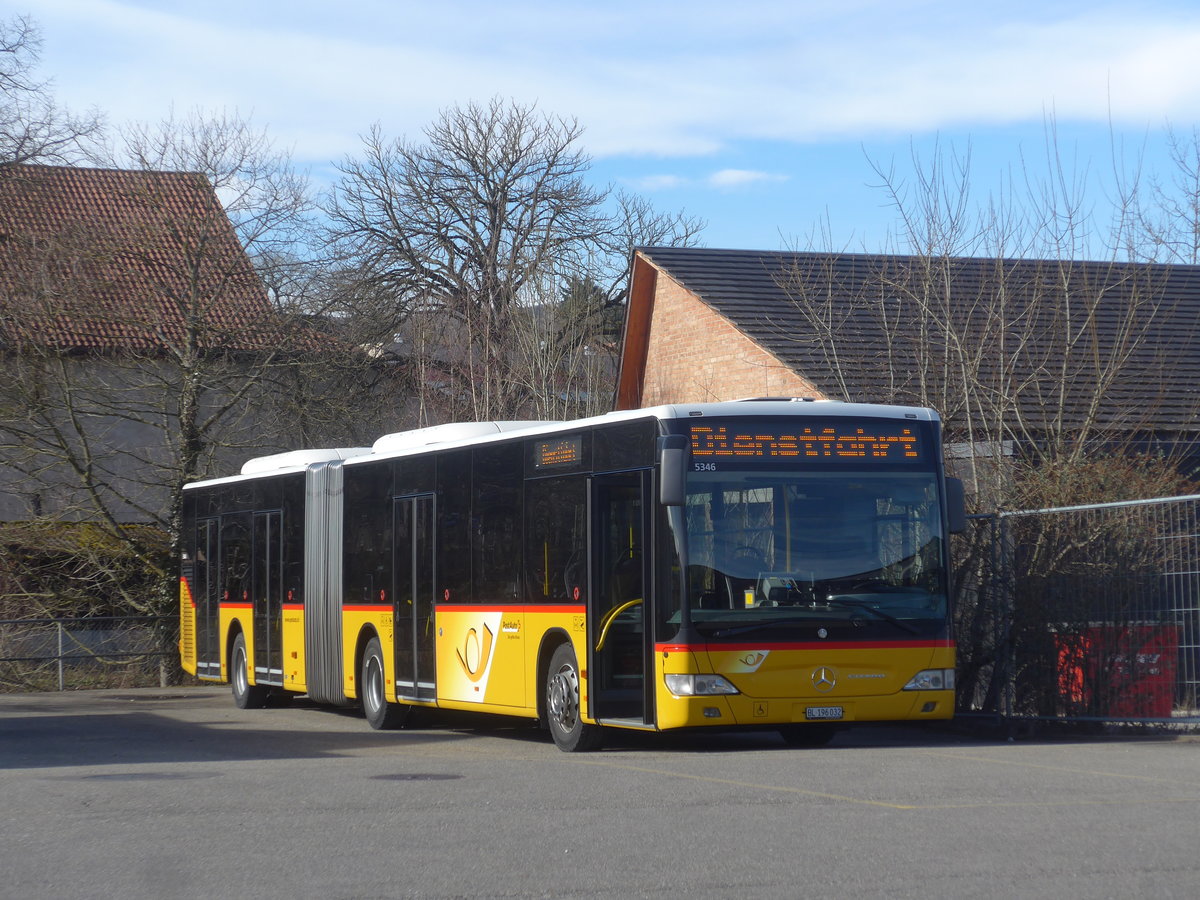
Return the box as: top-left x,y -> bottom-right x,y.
664,674 -> 740,696
903,669 -> 956,691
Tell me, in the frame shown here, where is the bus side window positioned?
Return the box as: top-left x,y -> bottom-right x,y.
343,463 -> 391,607
525,476 -> 586,603
473,443 -> 523,603
220,513 -> 251,605
437,450 -> 473,603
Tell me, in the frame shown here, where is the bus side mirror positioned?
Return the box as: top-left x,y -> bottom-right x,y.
945,477 -> 967,534
658,435 -> 688,507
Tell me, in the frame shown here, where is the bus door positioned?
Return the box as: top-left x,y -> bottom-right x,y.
218,512 -> 251,667
588,471 -> 652,724
252,510 -> 283,686
393,494 -> 436,702
194,517 -> 220,679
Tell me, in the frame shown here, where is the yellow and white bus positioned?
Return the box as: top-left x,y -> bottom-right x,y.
180,399 -> 965,751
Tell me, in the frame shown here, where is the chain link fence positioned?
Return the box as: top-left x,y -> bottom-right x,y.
954,495 -> 1200,727
0,615 -> 175,691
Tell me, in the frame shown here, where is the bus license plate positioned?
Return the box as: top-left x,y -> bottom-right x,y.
805,706 -> 843,720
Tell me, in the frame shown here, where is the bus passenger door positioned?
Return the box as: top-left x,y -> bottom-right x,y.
394,494 -> 437,702
194,517 -> 220,679
219,512 -> 251,669
588,472 -> 652,724
252,510 -> 283,686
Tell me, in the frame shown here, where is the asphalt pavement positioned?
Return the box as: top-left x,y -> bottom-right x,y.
1,687 -> 1197,899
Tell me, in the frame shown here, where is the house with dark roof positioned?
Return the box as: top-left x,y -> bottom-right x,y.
616,247 -> 1200,468
0,164 -> 309,523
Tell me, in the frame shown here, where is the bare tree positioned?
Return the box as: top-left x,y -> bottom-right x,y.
326,98 -> 599,419
499,274 -> 616,422
1134,125 -> 1200,265
595,189 -> 706,303
0,112 -> 381,630
0,15 -> 102,166
782,124 -> 1200,509
327,97 -> 704,424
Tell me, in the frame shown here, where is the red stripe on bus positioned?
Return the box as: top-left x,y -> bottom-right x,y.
221,603 -> 252,610
438,604 -> 587,614
282,604 -> 303,611
655,639 -> 955,653
343,604 -> 392,613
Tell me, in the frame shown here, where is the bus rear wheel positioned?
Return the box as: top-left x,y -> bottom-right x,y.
231,632 -> 268,710
545,643 -> 603,752
360,636 -> 409,730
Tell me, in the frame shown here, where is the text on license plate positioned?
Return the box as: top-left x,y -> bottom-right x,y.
805,706 -> 844,720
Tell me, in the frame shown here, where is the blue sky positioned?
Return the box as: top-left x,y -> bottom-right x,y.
21,0 -> 1200,251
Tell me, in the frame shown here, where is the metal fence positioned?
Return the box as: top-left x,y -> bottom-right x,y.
954,495 -> 1200,727
0,615 -> 175,691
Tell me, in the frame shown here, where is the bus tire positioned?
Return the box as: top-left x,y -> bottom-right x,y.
361,636 -> 409,730
231,632 -> 268,710
778,724 -> 837,747
545,643 -> 603,752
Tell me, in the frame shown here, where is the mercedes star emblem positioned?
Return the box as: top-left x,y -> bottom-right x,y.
812,666 -> 837,692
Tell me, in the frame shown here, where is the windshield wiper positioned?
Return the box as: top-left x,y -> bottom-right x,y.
821,596 -> 920,634
711,617 -> 818,638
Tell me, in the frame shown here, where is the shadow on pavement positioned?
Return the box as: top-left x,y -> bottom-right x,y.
2,688 -> 1189,769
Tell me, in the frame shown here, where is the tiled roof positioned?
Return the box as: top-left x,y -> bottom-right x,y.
631,247 -> 1200,434
0,164 -> 282,354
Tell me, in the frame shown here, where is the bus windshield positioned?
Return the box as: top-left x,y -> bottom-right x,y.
679,469 -> 949,641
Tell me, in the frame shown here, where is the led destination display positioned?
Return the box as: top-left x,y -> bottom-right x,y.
690,421 -> 925,464
533,435 -> 584,469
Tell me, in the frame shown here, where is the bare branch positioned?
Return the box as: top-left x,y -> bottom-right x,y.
0,15 -> 103,166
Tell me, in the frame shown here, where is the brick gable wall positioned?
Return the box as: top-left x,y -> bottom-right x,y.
640,269 -> 825,405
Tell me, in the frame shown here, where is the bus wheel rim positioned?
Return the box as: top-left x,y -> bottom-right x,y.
365,657 -> 383,715
234,646 -> 247,694
548,665 -> 578,730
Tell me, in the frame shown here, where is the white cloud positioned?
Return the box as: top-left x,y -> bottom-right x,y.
621,169 -> 789,192
29,0 -> 1200,166
707,169 -> 789,189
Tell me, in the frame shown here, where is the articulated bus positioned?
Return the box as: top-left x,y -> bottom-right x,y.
179,399 -> 965,751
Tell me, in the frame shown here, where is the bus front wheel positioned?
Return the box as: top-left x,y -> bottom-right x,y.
360,636 -> 409,730
231,632 -> 268,710
545,643 -> 603,752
